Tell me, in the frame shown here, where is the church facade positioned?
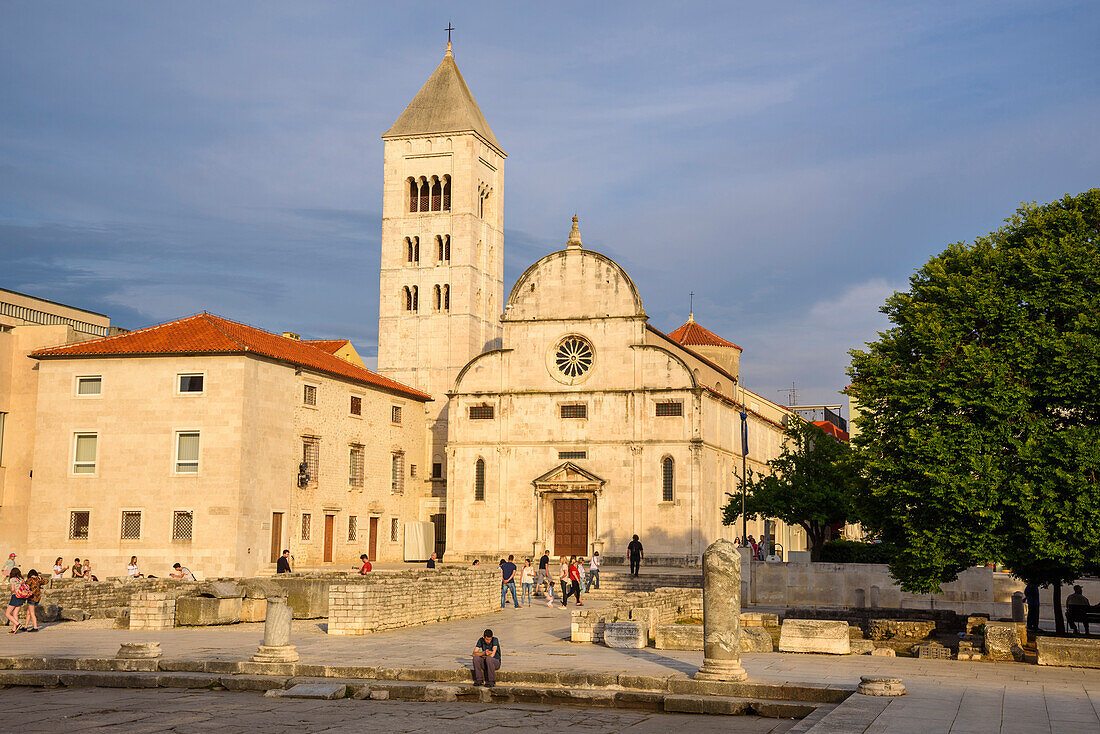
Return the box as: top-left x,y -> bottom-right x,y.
378,44 -> 807,563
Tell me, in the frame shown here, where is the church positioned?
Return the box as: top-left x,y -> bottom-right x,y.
376,42 -> 805,563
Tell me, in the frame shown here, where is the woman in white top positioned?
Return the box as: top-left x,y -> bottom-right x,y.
558,557 -> 571,608
586,551 -> 601,592
126,556 -> 144,579
519,560 -> 536,607
52,557 -> 68,580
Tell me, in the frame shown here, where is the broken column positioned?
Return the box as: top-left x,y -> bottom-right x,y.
252,596 -> 299,663
694,538 -> 748,681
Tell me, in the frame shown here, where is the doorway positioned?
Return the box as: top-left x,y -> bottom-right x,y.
430,513 -> 447,561
270,512 -> 283,563
323,514 -> 335,562
368,517 -> 379,561
553,499 -> 588,557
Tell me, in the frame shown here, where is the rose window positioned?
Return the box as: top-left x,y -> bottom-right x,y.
555,337 -> 594,378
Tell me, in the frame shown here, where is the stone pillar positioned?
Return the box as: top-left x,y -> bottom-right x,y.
694,538 -> 748,681
1011,591 -> 1025,623
129,592 -> 176,631
252,597 -> 298,662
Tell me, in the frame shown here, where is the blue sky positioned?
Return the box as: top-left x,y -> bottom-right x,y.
2,2 -> 1097,410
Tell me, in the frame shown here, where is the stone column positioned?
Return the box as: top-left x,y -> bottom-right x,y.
694,538 -> 748,681
252,597 -> 298,662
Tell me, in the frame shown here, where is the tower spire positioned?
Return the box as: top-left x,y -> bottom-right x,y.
445,22 -> 455,57
566,215 -> 583,248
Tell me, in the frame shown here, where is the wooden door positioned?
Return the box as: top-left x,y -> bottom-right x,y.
323,515 -> 335,562
368,517 -> 379,561
269,512 -> 283,563
553,499 -> 588,557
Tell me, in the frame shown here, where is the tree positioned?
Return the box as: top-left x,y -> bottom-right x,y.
722,419 -> 861,561
847,190 -> 1100,632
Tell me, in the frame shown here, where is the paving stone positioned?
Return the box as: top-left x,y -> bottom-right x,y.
281,682 -> 348,699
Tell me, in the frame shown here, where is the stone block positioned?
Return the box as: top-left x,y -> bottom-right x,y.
966,615 -> 990,635
778,619 -> 851,654
740,612 -> 779,628
868,619 -> 936,640
956,641 -> 982,661
857,676 -> 906,697
240,596 -> 267,623
175,596 -> 242,626
655,624 -> 702,650
871,647 -> 896,657
740,627 -> 774,652
916,642 -> 952,659
629,607 -> 660,643
663,694 -> 751,715
603,621 -> 646,649
281,683 -> 348,699
200,582 -> 243,599
849,639 -> 876,655
1036,636 -> 1100,668
984,621 -> 1024,661
787,551 -> 813,563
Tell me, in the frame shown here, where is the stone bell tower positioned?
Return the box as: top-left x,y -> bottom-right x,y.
377,40 -> 505,497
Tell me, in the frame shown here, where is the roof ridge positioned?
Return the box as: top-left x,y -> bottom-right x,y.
198,313 -> 253,352
31,312 -> 209,355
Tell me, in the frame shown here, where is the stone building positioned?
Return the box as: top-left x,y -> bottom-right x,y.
0,288 -> 116,554
25,313 -> 429,577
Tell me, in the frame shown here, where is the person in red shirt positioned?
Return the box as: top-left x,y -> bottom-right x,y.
357,554 -> 372,574
568,556 -> 584,606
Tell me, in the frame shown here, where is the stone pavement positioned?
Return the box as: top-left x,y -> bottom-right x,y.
0,687 -> 797,733
4,600 -> 1100,732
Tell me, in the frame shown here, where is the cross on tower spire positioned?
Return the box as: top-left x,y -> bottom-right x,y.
445,22 -> 455,56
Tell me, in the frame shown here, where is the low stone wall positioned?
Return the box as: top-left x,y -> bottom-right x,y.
327,568 -> 498,635
570,587 -> 702,644
784,606 -> 963,636
40,578 -> 203,618
1036,636 -> 1100,669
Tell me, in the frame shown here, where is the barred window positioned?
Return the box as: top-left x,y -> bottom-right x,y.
69,511 -> 90,540
350,396 -> 362,416
172,511 -> 193,541
390,517 -> 399,542
474,458 -> 486,501
121,511 -> 142,540
559,451 -> 587,460
469,405 -> 494,420
662,457 -> 675,502
656,401 -> 683,417
348,515 -> 358,542
303,384 -> 317,406
391,405 -> 402,424
410,464 -> 417,478
301,513 -> 311,541
391,453 -> 404,493
302,438 -> 319,485
349,444 -> 365,488
560,404 -> 587,419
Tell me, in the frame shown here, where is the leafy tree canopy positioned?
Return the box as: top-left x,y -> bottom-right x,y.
722,419 -> 860,560
848,190 -> 1100,595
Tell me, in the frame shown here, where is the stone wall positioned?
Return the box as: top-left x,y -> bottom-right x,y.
40,578 -> 202,618
571,587 -> 702,643
328,568 -> 498,635
129,592 -> 176,631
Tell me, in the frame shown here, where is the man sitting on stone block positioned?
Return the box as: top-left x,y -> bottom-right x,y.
1066,585 -> 1092,635
472,628 -> 501,687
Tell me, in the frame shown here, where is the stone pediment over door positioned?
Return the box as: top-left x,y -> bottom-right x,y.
532,462 -> 606,495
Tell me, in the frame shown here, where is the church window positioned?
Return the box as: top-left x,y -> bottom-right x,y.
442,176 -> 451,211
419,177 -> 429,212
469,404 -> 494,420
403,286 -> 412,311
555,336 -> 594,379
560,404 -> 587,419
432,461 -> 443,479
301,513 -> 311,541
444,284 -> 450,311
445,235 -> 451,261
412,285 -> 419,311
662,457 -> 675,502
408,178 -> 418,213
474,458 -> 485,501
433,285 -> 441,311
431,178 -> 442,211
559,450 -> 587,460
405,237 -> 419,264
656,401 -> 683,417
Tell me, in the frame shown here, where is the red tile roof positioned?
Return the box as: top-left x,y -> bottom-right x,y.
813,421 -> 850,442
667,318 -> 742,351
30,313 -> 431,401
301,339 -> 351,354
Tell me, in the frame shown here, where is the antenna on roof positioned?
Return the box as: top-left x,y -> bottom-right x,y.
688,292 -> 694,323
778,381 -> 799,406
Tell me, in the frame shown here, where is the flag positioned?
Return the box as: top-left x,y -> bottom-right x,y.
739,411 -> 749,456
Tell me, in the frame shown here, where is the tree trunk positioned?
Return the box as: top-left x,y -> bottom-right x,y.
1053,582 -> 1065,635
806,524 -> 825,562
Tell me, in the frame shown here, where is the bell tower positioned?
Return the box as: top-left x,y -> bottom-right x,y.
377,41 -> 505,494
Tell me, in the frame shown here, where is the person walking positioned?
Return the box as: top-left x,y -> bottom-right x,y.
500,555 -> 519,609
520,559 -> 535,607
127,556 -> 144,579
627,535 -> 644,577
1023,583 -> 1040,631
52,558 -> 68,580
558,556 -> 571,608
748,535 -> 759,561
276,550 -> 292,574
471,628 -> 502,687
23,570 -> 47,632
5,568 -> 26,633
586,551 -> 601,592
537,550 -> 551,597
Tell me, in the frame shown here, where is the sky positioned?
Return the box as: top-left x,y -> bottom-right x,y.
2,2 -> 1097,412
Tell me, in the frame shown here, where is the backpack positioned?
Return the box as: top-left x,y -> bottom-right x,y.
14,581 -> 32,599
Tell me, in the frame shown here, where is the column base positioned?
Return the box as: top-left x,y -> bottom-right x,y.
694,658 -> 747,681
252,645 -> 299,663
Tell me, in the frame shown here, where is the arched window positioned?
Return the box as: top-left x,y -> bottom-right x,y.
662,457 -> 674,502
436,235 -> 444,262
444,235 -> 451,261
418,177 -> 429,212
411,285 -> 419,312
442,175 -> 451,211
474,458 -> 485,501
408,178 -> 418,213
433,285 -> 441,311
413,236 -> 419,263
443,284 -> 450,311
403,286 -> 412,311
431,178 -> 442,211
715,381 -> 722,392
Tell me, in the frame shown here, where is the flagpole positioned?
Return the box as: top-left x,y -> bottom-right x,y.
739,410 -> 748,545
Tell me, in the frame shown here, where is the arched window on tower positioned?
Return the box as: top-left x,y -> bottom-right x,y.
408,178 -> 418,213
413,237 -> 419,263
662,457 -> 675,502
431,178 -> 442,211
403,286 -> 412,311
411,285 -> 419,312
443,284 -> 450,311
444,235 -> 451,262
442,175 -> 451,211
433,285 -> 441,311
436,235 -> 444,262
418,177 -> 429,212
474,458 -> 485,501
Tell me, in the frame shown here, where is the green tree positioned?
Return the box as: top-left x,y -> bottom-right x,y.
722,419 -> 860,561
847,190 -> 1100,632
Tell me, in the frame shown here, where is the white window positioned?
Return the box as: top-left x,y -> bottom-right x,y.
76,375 -> 102,396
303,384 -> 317,406
177,373 -> 204,394
175,432 -> 200,473
73,433 -> 97,474
172,510 -> 194,541
348,515 -> 358,542
68,510 -> 90,540
120,510 -> 142,540
390,517 -> 399,542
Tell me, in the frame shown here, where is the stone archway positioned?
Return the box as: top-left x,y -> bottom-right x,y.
532,462 -> 606,558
